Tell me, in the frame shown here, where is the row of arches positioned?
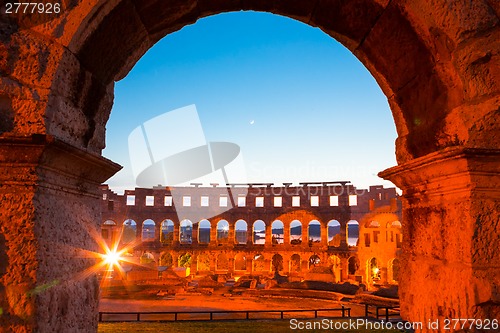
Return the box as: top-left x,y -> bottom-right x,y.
105,218 -> 361,246
154,251 -> 399,283
156,252 -> 363,275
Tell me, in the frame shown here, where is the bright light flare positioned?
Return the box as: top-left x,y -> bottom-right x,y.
103,250 -> 121,266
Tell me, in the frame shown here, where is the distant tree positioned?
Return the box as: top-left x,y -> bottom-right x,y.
179,253 -> 192,268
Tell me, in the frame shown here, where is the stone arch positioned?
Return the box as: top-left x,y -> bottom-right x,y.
234,253 -> 247,271
234,219 -> 248,244
347,220 -> 359,246
179,219 -> 193,244
122,219 -> 137,244
141,219 -> 155,242
253,253 -> 267,272
160,219 -> 174,245
289,220 -> 302,245
390,258 -> 401,283
290,254 -> 301,272
252,220 -> 266,245
197,253 -> 211,272
1,1 -> 499,330
216,219 -> 229,244
348,256 -> 360,276
198,219 -> 211,244
368,257 -> 381,283
102,220 -> 117,242
327,220 -> 341,246
271,220 -> 284,245
178,252 -> 192,268
271,254 -> 284,272
308,254 -> 321,269
159,252 -> 173,267
307,220 -> 321,244
216,253 -> 229,271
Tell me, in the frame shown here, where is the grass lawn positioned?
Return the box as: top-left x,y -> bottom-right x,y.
98,320 -> 408,333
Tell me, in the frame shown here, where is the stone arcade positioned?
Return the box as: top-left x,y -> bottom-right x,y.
0,0 -> 499,332
100,182 -> 402,286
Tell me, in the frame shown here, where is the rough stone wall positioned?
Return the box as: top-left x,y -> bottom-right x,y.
356,208 -> 402,288
380,148 -> 500,329
0,137 -> 120,333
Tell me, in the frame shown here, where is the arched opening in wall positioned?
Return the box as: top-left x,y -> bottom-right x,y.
180,220 -> 193,244
290,254 -> 301,273
390,258 -> 400,283
328,255 -> 341,282
234,253 -> 247,271
271,220 -> 284,245
368,257 -> 381,283
308,220 -> 321,245
217,220 -> 229,244
253,253 -> 266,272
272,254 -> 284,272
235,219 -> 248,244
347,220 -> 359,246
122,219 -> 137,244
178,252 -> 192,268
290,220 -> 302,245
253,220 -> 266,245
159,252 -> 173,267
308,255 -> 321,269
197,253 -> 211,272
348,256 -> 360,276
327,220 -> 341,247
160,219 -> 174,245
391,221 -> 403,248
216,253 -> 229,271
102,220 -> 117,243
198,219 -> 211,244
141,219 -> 155,242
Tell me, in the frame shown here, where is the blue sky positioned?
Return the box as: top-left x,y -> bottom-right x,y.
103,11 -> 397,193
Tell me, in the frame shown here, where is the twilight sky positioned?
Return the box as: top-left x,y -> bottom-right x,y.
103,11 -> 398,194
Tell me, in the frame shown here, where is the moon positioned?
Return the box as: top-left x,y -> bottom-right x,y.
250,120 -> 255,125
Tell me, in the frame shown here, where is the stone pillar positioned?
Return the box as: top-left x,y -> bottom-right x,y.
283,258 -> 290,274
228,221 -> 235,244
265,223 -> 272,245
284,221 -> 290,244
380,147 -> 500,326
192,223 -> 199,244
0,135 -> 120,333
339,220 -> 348,249
173,223 -> 180,245
247,256 -> 253,274
190,257 -> 197,276
320,224 -> 328,246
340,257 -> 349,281
210,223 -> 217,246
247,226 -> 253,244
301,224 -> 308,245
